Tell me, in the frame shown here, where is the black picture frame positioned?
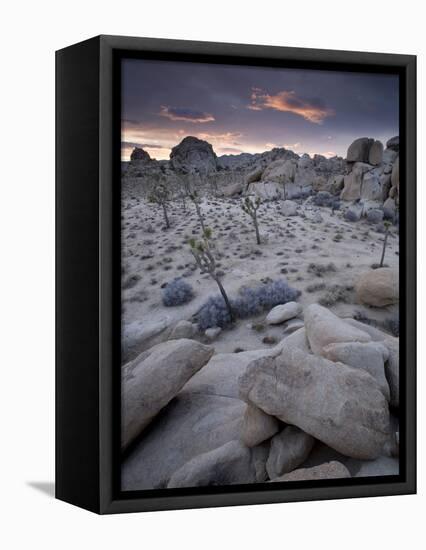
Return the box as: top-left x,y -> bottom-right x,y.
56,35 -> 416,514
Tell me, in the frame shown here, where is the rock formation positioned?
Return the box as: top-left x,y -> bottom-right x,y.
170,136 -> 217,174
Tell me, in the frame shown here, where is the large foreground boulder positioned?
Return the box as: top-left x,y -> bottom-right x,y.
304,304 -> 371,356
322,341 -> 390,401
182,349 -> 274,399
122,392 -> 246,490
266,426 -> 315,479
355,268 -> 399,307
121,339 -> 214,449
241,403 -> 280,447
122,347 -> 276,490
272,461 -> 351,482
239,344 -> 390,459
167,440 -> 268,488
344,319 -> 399,408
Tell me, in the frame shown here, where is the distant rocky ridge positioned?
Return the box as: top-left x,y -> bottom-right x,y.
122,134 -> 400,219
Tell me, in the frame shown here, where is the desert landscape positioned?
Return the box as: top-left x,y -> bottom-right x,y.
120,134 -> 400,490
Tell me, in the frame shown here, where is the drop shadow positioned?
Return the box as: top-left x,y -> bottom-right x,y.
27,481 -> 55,498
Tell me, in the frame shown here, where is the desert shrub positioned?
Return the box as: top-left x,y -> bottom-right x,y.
197,279 -> 300,330
307,262 -> 337,278
353,311 -> 399,337
162,277 -> 194,307
306,282 -> 326,293
122,274 -> 141,290
234,279 -> 301,318
319,284 -> 353,306
367,209 -> 384,224
313,191 -> 333,207
344,208 -> 360,222
197,295 -> 233,330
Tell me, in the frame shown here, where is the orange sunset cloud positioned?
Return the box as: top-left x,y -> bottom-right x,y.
249,88 -> 335,124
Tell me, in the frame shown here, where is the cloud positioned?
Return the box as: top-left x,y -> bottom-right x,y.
121,141 -> 165,149
197,131 -> 242,146
159,106 -> 215,123
248,88 -> 334,124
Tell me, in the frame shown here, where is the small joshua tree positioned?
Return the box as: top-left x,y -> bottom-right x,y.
278,174 -> 288,200
189,228 -> 234,321
181,173 -> 207,233
206,172 -> 219,197
379,220 -> 391,267
148,179 -> 171,229
242,196 -> 261,245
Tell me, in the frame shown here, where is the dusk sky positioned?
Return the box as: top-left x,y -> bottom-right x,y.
121,58 -> 399,161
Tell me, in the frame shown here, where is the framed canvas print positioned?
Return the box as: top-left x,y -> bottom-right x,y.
56,35 -> 416,514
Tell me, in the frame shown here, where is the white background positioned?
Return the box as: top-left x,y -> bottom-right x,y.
0,1 -> 423,548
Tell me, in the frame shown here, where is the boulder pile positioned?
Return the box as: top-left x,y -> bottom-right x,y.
121,134 -> 400,224
121,304 -> 399,489
340,136 -> 399,218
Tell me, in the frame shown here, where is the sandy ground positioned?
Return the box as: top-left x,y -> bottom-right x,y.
121,195 -> 399,359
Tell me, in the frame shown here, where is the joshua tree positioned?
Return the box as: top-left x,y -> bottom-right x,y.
148,179 -> 171,229
278,174 -> 288,200
242,196 -> 262,245
181,173 -> 207,233
189,228 -> 234,321
379,221 -> 391,267
206,172 -> 219,197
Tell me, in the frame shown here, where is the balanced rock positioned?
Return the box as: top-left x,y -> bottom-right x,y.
266,426 -> 315,479
266,301 -> 302,325
239,344 -> 390,459
347,137 -> 374,163
121,338 -> 214,449
272,461 -> 351,482
355,268 -> 399,307
170,136 -> 217,174
130,147 -> 151,162
241,403 -> 280,447
304,304 -> 371,356
368,140 -> 384,166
